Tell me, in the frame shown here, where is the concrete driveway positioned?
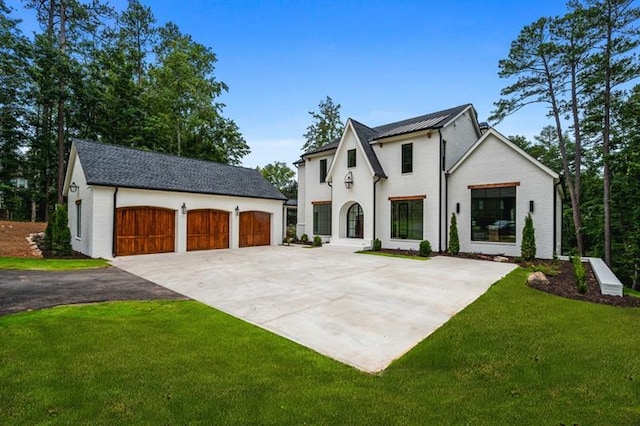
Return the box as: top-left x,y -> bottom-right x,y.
112,245 -> 517,373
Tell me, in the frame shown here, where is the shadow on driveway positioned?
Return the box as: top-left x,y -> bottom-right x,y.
0,267 -> 189,316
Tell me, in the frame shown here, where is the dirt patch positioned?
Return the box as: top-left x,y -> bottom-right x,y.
0,221 -> 47,257
526,260 -> 640,308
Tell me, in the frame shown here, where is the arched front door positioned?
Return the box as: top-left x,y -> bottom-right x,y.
347,203 -> 364,238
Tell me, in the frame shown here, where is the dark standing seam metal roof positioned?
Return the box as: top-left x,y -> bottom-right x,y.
73,139 -> 287,201
300,104 -> 473,179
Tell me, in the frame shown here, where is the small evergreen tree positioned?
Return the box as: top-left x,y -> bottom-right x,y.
521,213 -> 536,261
448,213 -> 460,255
46,205 -> 73,256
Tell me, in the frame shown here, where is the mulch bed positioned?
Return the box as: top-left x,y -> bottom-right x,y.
526,260 -> 640,308
386,247 -> 639,307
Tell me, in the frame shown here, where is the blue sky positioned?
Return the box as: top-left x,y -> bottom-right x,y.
9,0 -> 570,168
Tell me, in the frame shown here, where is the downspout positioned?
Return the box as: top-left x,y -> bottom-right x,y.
553,179 -> 562,256
438,130 -> 446,253
444,172 -> 450,252
112,187 -> 119,258
373,176 -> 381,241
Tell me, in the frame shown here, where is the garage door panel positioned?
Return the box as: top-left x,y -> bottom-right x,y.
116,207 -> 175,256
239,211 -> 271,248
187,209 -> 229,251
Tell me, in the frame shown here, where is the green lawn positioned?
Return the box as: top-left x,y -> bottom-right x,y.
1,269 -> 638,424
356,250 -> 428,260
624,287 -> 640,298
0,257 -> 109,270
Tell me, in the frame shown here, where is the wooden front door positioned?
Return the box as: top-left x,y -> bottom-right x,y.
239,211 -> 271,247
187,209 -> 229,251
116,207 -> 175,256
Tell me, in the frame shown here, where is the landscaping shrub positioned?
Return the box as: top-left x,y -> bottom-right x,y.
45,205 -> 72,256
286,225 -> 297,242
312,235 -> 322,247
300,234 -> 309,243
372,238 -> 382,251
521,213 -> 536,261
419,240 -> 432,257
448,213 -> 459,255
571,256 -> 588,294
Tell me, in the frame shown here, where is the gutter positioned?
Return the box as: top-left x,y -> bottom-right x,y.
112,187 -> 119,257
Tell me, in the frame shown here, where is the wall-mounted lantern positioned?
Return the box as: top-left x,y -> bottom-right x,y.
69,182 -> 79,193
181,203 -> 187,215
235,205 -> 240,216
456,202 -> 460,214
344,171 -> 353,190
529,200 -> 534,213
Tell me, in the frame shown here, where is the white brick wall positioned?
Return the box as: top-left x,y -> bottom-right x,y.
67,150 -> 284,258
447,132 -> 561,258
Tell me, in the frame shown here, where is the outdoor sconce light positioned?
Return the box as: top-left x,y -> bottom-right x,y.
344,171 -> 353,190
235,205 -> 240,216
529,200 -> 534,213
456,202 -> 460,214
69,182 -> 79,193
181,203 -> 187,215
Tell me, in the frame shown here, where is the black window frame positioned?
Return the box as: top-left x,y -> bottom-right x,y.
76,200 -> 82,238
390,199 -> 423,240
470,187 -> 517,243
319,159 -> 327,183
313,204 -> 331,235
401,143 -> 413,174
347,149 -> 356,168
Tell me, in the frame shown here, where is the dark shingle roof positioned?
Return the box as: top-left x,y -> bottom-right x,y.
73,139 -> 287,201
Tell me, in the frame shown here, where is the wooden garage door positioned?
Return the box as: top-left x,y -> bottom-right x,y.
239,211 -> 271,247
187,209 -> 229,251
116,207 -> 175,256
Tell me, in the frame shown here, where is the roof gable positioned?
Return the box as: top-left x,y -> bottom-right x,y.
325,120 -> 387,181
67,139 -> 287,201
448,128 -> 559,179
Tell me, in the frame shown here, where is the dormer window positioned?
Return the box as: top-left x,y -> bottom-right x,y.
347,149 -> 356,168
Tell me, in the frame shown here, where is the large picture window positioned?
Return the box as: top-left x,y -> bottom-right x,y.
313,203 -> 331,235
470,187 -> 516,243
391,199 -> 423,240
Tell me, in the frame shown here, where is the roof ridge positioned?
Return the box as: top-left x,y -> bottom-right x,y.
72,138 -> 257,173
372,103 -> 472,132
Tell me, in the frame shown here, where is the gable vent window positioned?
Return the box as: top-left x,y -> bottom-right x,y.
347,149 -> 356,168
320,159 -> 327,183
402,143 -> 413,174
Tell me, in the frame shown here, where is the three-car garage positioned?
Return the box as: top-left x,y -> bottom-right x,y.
114,206 -> 273,256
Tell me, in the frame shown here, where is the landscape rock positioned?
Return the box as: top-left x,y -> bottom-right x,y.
494,256 -> 510,263
528,271 -> 549,286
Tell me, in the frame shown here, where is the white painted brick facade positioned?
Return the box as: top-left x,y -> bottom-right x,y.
67,156 -> 284,259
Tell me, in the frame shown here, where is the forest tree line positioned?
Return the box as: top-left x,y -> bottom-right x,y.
0,0 -> 249,223
492,0 -> 639,286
